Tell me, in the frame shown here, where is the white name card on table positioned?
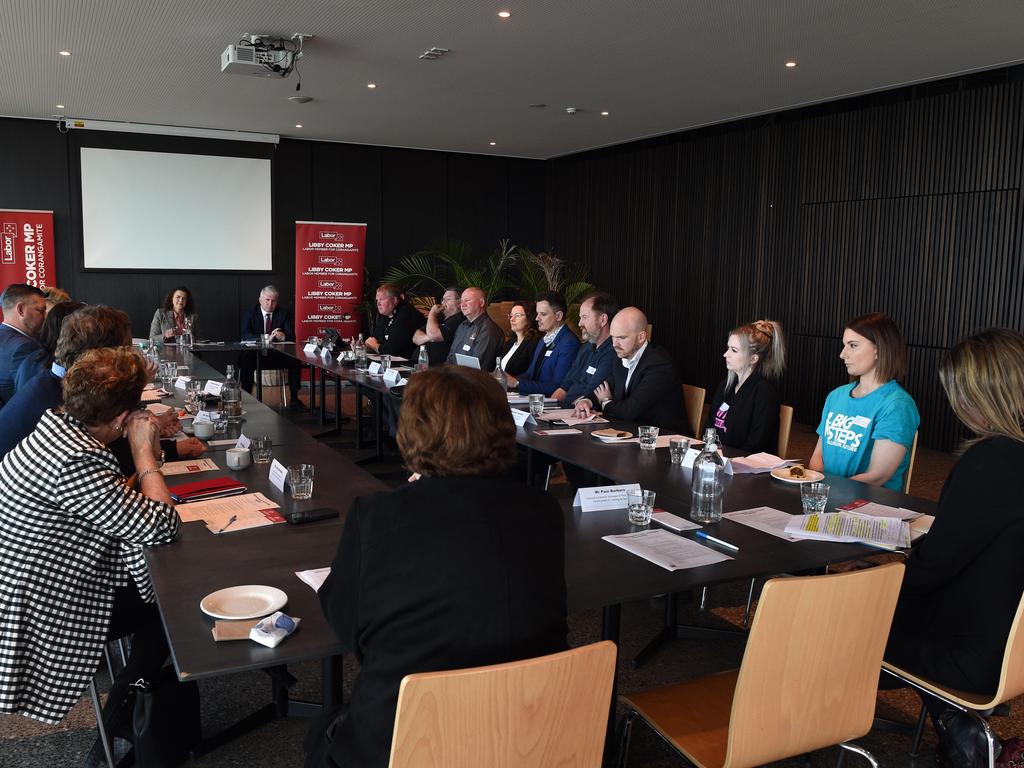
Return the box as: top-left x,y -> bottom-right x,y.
174,376 -> 190,390
303,342 -> 318,354
296,567 -> 331,592
680,448 -> 702,469
368,361 -> 382,375
235,433 -> 251,450
651,510 -> 701,532
193,410 -> 220,424
572,483 -> 642,512
509,408 -> 536,427
268,459 -> 289,492
204,380 -> 223,396
383,368 -> 403,386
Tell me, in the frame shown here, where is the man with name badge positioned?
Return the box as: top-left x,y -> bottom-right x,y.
238,285 -> 303,410
365,283 -> 424,362
413,286 -> 464,366
507,291 -> 580,396
0,283 -> 46,408
549,291 -> 618,407
447,286 -> 503,372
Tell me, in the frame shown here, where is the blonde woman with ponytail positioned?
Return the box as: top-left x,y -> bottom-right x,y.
703,319 -> 786,453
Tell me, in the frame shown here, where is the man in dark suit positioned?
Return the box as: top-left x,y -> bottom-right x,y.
0,283 -> 46,407
574,306 -> 685,431
238,285 -> 303,409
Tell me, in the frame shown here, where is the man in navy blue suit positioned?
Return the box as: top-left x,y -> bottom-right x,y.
238,285 -> 303,409
507,291 -> 580,396
0,283 -> 46,407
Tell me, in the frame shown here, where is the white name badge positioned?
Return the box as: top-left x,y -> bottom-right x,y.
193,410 -> 220,424
462,344 -> 471,351
321,347 -> 333,360
235,433 -> 251,450
585,366 -> 597,375
204,380 -> 223,396
303,342 -> 318,354
544,350 -> 553,357
368,361 -> 382,375
572,483 -> 642,513
269,459 -> 289,492
174,376 -> 190,390
383,368 -> 402,385
509,407 -> 536,427
718,402 -> 730,412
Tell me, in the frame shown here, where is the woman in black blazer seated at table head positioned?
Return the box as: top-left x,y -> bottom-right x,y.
885,328 -> 1024,763
703,319 -> 786,452
307,365 -> 568,768
497,301 -> 541,376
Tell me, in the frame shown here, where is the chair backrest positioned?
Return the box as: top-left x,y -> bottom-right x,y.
488,301 -> 516,336
777,404 -> 794,457
901,431 -> 919,494
388,640 -> 617,768
645,323 -> 653,343
987,548 -> 1024,707
681,384 -> 706,439
724,563 -> 904,767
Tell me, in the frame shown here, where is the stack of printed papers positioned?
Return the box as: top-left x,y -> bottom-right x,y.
784,512 -> 911,549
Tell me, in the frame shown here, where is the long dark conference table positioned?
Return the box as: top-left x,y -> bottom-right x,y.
145,342 -> 936,751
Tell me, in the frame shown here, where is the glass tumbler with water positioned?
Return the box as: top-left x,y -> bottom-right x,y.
528,394 -> 545,418
159,361 -> 176,391
800,482 -> 830,515
627,488 -> 656,526
638,425 -> 659,451
288,464 -> 315,500
179,318 -> 193,348
185,379 -> 204,415
690,428 -> 725,523
250,435 -> 273,464
669,437 -> 690,465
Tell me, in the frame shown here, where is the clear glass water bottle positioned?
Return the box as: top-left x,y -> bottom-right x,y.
354,333 -> 368,372
221,364 -> 242,421
492,356 -> 507,392
416,345 -> 429,372
691,428 -> 725,523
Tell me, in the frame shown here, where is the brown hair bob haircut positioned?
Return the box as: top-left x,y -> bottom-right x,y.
845,313 -> 907,382
63,347 -> 149,426
939,328 -> 1024,446
55,306 -> 132,368
397,366 -> 516,477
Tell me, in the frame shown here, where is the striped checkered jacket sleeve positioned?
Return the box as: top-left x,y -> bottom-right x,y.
0,409 -> 180,724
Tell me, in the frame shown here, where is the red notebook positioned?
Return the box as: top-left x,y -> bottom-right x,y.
169,477 -> 246,503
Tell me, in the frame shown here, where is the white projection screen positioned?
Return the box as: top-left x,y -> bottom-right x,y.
80,147 -> 272,271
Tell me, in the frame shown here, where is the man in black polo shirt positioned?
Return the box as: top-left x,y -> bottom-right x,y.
365,283 -> 423,361
412,286 -> 464,366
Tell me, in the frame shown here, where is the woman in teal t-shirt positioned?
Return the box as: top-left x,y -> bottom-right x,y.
809,313 -> 920,491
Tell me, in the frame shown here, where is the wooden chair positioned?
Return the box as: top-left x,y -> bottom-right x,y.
901,431 -> 919,494
882,584 -> 1024,766
681,384 -> 706,439
389,640 -> 617,768
777,404 -> 794,457
646,323 -> 653,343
618,563 -> 905,768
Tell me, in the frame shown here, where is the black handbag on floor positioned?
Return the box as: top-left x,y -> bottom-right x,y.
129,666 -> 201,767
935,708 -> 999,768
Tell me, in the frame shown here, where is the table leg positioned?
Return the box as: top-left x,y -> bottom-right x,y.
601,604 -> 622,755
374,390 -> 383,460
526,448 -> 535,488
355,387 -> 364,450
255,350 -> 263,402
323,654 -> 343,710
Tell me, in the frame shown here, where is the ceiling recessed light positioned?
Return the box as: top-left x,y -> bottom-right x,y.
785,60 -> 798,68
601,111 -> 609,116
58,50 -> 71,56
489,141 -> 496,146
56,104 -> 65,110
295,123 -> 303,128
367,82 -> 377,89
498,10 -> 511,19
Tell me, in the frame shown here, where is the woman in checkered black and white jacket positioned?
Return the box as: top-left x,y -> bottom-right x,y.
0,347 -> 180,738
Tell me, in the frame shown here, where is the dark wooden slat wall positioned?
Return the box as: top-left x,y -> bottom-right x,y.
545,75 -> 1024,450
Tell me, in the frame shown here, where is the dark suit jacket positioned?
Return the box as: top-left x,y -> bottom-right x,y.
317,475 -> 568,768
0,368 -> 62,456
240,305 -> 295,342
517,326 -> 581,396
587,344 -> 685,432
0,324 -> 40,406
499,334 -> 540,377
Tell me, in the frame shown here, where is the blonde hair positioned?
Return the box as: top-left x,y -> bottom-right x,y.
728,319 -> 786,386
939,328 -> 1024,446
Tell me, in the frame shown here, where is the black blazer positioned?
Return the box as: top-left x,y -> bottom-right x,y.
587,344 -> 685,432
704,372 -> 780,452
316,476 -> 568,768
886,437 -> 1024,694
499,334 -> 541,377
240,305 -> 295,342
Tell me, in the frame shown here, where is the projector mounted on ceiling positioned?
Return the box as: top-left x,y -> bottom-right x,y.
221,34 -> 312,79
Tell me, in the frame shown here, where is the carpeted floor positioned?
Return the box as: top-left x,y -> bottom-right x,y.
2,385 -> 1013,767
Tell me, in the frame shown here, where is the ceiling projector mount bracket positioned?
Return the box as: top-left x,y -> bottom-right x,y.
221,34 -> 314,80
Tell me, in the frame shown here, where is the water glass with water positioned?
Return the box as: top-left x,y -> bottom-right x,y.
288,464 -> 315,500
160,361 -> 176,390
627,488 -> 656,525
800,482 -> 830,515
638,425 -> 659,451
251,435 -> 273,464
669,437 -> 690,465
261,333 -> 272,347
528,394 -> 545,418
186,379 -> 204,415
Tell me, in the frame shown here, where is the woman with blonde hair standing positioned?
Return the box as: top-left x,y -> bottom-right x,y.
703,319 -> 786,453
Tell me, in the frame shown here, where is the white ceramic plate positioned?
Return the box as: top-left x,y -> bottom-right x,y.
592,430 -> 633,443
770,467 -> 825,484
200,585 -> 287,620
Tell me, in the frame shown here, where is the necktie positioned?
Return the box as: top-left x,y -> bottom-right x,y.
264,313 -> 272,333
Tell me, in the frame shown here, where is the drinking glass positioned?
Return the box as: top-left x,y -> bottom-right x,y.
160,361 -> 176,390
528,394 -> 545,418
638,425 -> 659,451
288,464 -> 314,500
669,437 -> 690,465
627,488 -> 656,525
261,333 -> 272,347
186,380 -> 204,415
251,435 -> 273,464
800,482 -> 830,515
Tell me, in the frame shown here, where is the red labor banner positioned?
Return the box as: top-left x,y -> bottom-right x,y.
294,221 -> 365,344
0,209 -> 55,321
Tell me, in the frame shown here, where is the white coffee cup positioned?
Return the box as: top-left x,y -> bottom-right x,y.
193,421 -> 215,439
225,447 -> 251,470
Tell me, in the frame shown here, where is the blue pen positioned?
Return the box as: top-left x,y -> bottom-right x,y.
696,531 -> 740,551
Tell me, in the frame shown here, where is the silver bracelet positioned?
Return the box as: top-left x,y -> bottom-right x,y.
137,467 -> 163,485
